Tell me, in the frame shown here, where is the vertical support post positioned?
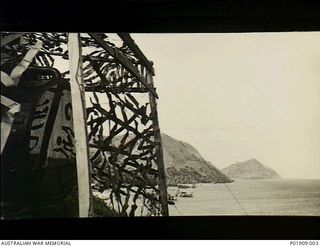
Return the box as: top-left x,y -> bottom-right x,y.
68,33 -> 92,217
147,70 -> 169,216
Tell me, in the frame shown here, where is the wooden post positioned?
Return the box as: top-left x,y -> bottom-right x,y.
146,71 -> 169,216
68,33 -> 92,217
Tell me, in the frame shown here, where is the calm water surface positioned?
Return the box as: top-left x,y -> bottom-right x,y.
168,179 -> 320,216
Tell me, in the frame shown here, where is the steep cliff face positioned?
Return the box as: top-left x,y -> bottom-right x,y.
221,159 -> 281,179
89,133 -> 233,185
162,134 -> 233,185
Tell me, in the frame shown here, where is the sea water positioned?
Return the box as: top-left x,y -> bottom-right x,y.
168,179 -> 320,216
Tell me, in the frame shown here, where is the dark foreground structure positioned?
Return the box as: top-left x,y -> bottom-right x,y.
1,33 -> 169,218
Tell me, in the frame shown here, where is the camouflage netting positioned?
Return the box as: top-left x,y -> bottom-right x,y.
83,33 -> 165,216
1,33 -> 167,217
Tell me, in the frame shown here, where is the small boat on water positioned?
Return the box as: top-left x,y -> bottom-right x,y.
179,191 -> 193,198
177,184 -> 191,189
167,193 -> 178,205
168,193 -> 177,201
177,183 -> 197,189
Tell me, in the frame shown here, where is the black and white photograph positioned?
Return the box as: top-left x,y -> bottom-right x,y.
1,32 -> 320,220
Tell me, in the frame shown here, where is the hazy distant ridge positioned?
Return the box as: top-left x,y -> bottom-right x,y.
162,134 -> 233,184
221,159 -> 281,179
